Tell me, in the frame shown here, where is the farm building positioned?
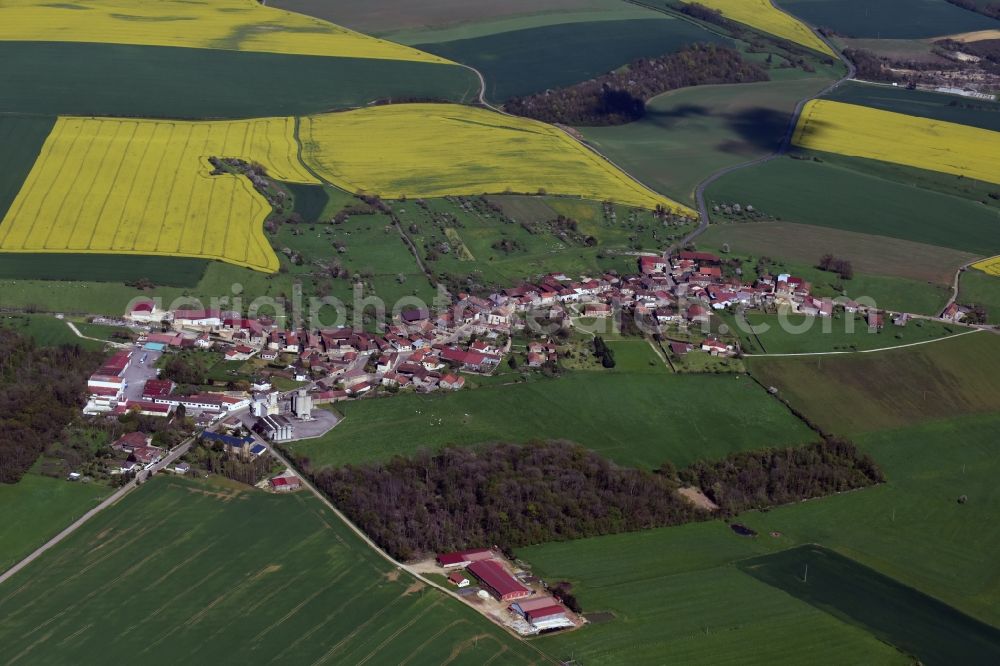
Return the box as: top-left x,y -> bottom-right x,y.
467,560 -> 531,602
270,475 -> 301,492
436,548 -> 494,568
524,604 -> 574,631
447,572 -> 470,588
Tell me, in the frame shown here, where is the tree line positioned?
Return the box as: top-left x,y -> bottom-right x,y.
310,438 -> 883,560
505,44 -> 769,126
0,329 -> 103,483
817,253 -> 854,280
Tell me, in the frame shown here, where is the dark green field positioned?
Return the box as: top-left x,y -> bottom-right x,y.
289,369 -> 814,470
0,115 -> 54,220
0,476 -> 542,664
777,0 -> 1000,38
0,42 -> 479,119
707,154 -> 1000,255
746,331 -> 1000,434
0,253 -> 208,287
739,545 -> 1000,665
961,268 -> 1000,323
823,81 -> 1000,132
417,17 -> 729,101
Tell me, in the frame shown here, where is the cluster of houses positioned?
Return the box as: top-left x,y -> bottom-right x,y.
111,431 -> 166,474
436,548 -> 576,635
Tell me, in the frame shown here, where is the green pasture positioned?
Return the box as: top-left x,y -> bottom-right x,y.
0,314 -> 105,351
960,268 -> 1000,324
289,369 -> 814,470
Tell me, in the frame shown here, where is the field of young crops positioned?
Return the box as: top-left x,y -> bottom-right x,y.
686,0 -> 835,56
0,116 -> 317,272
792,100 -> 1000,186
299,104 -> 694,214
0,0 -> 448,62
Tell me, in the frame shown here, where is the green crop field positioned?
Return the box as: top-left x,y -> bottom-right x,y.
776,0 -> 1000,38
0,473 -> 110,574
0,253 -> 208,287
580,77 -> 834,204
521,522 -> 907,665
522,411 -> 1000,663
698,221 -> 979,286
0,115 -> 54,221
960,269 -> 1000,324
720,311 -> 961,354
416,17 -> 730,101
740,545 -> 1000,665
746,331 -> 1000,434
289,369 -> 814,470
707,154 -> 1000,255
737,412 -> 1000,626
0,476 -> 544,665
823,81 -> 1000,132
0,42 -> 478,119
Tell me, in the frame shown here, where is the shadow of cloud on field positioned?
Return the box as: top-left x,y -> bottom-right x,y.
642,104 -> 711,129
723,106 -> 795,154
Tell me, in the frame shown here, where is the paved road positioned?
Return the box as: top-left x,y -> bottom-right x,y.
744,327 -> 985,358
0,438 -> 193,586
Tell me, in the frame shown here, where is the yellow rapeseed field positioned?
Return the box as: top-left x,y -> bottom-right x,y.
687,0 -> 835,57
0,0 -> 450,63
299,104 -> 694,215
792,100 -> 1000,186
0,116 -> 317,272
973,256 -> 1000,276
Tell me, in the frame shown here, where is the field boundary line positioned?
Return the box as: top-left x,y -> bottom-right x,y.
744,328 -> 983,358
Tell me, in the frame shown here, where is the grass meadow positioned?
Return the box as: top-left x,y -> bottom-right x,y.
746,331 -> 1000,434
0,314 -> 106,351
707,155 -> 1000,255
0,42 -> 480,119
960,269 -> 1000,324
0,475 -> 544,665
0,473 -> 110,574
289,369 -> 815,470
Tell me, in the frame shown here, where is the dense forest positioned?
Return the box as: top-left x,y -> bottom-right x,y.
505,44 -> 768,126
311,438 -> 884,560
679,438 -> 885,514
0,329 -> 102,483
